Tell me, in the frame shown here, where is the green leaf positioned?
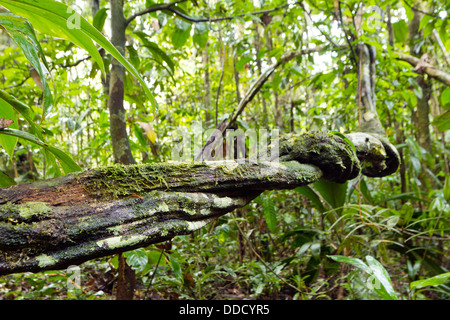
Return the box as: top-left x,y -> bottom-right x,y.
402,0 -> 414,21
392,20 -> 408,43
444,176 -> 450,202
171,19 -> 191,49
419,15 -> 433,31
126,44 -> 140,69
0,98 -> 18,160
423,21 -> 435,38
134,31 -> 174,74
0,170 -> 16,187
385,215 -> 400,230
329,255 -> 398,300
365,256 -> 398,300
441,87 -> 450,110
433,110 -> 450,131
124,248 -> 149,272
328,255 -> 370,272
193,22 -> 208,48
294,185 -> 325,213
0,128 -> 81,173
169,257 -> 183,280
313,180 -> 348,211
92,7 -> 108,31
358,177 -> 374,204
0,89 -> 42,137
410,272 -> 450,290
0,12 -> 53,117
262,194 -> 277,232
0,0 -> 157,111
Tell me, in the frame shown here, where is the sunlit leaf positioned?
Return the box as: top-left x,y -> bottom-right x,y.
137,121 -> 157,143
0,12 -> 53,117
410,272 -> 450,290
0,0 -> 157,110
92,7 -> 108,31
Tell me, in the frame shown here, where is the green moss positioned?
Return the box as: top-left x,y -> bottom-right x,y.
18,202 -> 51,219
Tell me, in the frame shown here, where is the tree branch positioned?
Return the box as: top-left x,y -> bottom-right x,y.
396,51 -> 450,86
403,0 -> 447,20
125,0 -> 188,26
126,0 -> 303,26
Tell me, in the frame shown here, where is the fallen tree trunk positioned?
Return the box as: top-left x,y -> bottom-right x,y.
0,131 -> 399,275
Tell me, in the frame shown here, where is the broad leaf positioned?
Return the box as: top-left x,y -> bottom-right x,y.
313,180 -> 348,211
0,12 -> 53,117
134,31 -> 175,74
0,0 -> 157,110
0,89 -> 43,137
0,128 -> 81,173
365,256 -> 398,300
432,110 -> 450,131
294,185 -> 325,213
0,98 -> 18,160
92,7 -> 108,31
262,194 -> 277,232
124,248 -> 149,272
410,272 -> 450,290
0,170 -> 16,187
328,255 -> 370,273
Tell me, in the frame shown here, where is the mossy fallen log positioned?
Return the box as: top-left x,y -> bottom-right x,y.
0,132 -> 399,275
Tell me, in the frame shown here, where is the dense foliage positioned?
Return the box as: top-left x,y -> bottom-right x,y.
0,0 -> 449,300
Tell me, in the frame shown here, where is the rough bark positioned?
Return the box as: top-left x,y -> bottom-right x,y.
109,0 -> 136,165
408,2 -> 432,155
109,0 -> 137,299
203,47 -> 212,125
356,43 -> 386,135
0,132 -> 399,276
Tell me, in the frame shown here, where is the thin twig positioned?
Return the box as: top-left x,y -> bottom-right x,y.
215,23 -> 225,127
57,55 -> 92,69
146,246 -> 165,295
127,0 -> 303,25
126,0 -> 188,26
337,0 -> 357,68
298,1 -> 340,49
403,0 -> 447,20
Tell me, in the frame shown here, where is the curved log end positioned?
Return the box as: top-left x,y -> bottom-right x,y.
346,132 -> 400,178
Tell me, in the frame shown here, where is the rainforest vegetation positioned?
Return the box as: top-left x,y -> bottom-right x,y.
0,0 -> 449,300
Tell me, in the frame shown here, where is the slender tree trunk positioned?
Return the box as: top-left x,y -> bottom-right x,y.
253,21 -> 269,130
109,0 -> 136,166
353,4 -> 386,135
203,46 -> 212,125
356,43 -> 385,135
232,45 -> 241,104
109,0 -> 136,300
408,3 -> 432,154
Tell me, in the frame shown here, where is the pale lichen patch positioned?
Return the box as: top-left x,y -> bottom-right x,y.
36,254 -> 56,268
96,234 -> 147,249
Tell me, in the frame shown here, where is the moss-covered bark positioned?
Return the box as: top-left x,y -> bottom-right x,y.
0,131 -> 399,275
